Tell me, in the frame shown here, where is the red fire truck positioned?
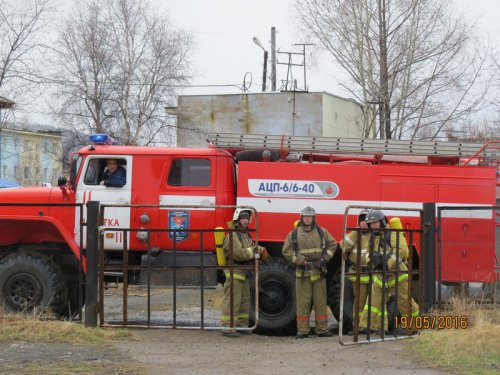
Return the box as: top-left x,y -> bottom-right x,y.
0,133 -> 497,332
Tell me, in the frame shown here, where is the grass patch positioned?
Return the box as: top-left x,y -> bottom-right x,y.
0,310 -> 134,344
409,297 -> 500,375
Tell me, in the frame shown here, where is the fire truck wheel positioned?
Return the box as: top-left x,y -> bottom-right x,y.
327,270 -> 354,333
0,253 -> 68,315
250,259 -> 296,334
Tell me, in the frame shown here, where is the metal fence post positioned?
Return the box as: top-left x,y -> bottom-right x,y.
85,201 -> 100,327
423,202 -> 436,312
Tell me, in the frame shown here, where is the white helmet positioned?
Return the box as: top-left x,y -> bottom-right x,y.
232,208 -> 253,222
300,205 -> 316,217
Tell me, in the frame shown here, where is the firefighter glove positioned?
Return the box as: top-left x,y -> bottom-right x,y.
259,246 -> 271,263
313,259 -> 327,270
370,252 -> 385,271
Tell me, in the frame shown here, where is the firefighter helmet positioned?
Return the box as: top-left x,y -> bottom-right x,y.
365,209 -> 387,227
232,208 -> 253,222
300,205 -> 316,217
358,209 -> 369,224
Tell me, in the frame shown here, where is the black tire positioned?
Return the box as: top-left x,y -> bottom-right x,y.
250,259 -> 296,334
0,253 -> 68,315
327,269 -> 354,333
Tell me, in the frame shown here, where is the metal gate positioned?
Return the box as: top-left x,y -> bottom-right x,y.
339,204 -> 434,345
85,202 -> 261,332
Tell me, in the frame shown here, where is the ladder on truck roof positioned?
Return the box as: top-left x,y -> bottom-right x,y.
208,133 -> 500,161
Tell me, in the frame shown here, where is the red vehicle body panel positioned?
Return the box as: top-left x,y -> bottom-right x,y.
236,162 -> 497,283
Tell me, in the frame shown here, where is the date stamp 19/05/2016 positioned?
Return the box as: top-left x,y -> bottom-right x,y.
394,315 -> 469,330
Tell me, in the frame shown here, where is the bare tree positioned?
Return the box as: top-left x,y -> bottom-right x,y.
53,0 -> 192,146
0,0 -> 54,125
295,0 -> 492,140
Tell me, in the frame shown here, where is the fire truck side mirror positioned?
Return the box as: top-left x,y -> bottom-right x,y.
57,176 -> 68,187
69,157 -> 78,190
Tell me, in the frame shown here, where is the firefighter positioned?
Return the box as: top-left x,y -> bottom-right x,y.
220,208 -> 269,337
100,158 -> 126,187
282,205 -> 337,338
359,209 -> 419,334
340,209 -> 371,327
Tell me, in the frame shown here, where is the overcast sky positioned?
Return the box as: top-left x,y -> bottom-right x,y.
159,0 -> 500,101
16,0 -> 500,124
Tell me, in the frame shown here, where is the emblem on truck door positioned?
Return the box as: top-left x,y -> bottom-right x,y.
168,211 -> 189,242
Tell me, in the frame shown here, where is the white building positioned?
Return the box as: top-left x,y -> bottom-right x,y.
176,92 -> 366,148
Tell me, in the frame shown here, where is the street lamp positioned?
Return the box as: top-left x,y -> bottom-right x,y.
253,37 -> 268,92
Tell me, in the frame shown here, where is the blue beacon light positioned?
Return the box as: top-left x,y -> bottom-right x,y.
89,134 -> 118,145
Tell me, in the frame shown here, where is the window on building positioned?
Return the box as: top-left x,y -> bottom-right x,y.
24,140 -> 29,152
24,167 -> 30,179
52,168 -> 58,180
13,165 -> 18,178
13,138 -> 18,150
44,168 -> 48,180
2,165 -> 7,177
167,159 -> 211,187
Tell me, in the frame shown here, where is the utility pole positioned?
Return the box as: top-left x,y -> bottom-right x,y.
294,43 -> 313,92
271,27 -> 276,91
277,44 -> 312,92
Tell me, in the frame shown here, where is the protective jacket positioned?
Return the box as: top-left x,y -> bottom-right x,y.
223,224 -> 256,282
369,225 -> 410,288
359,225 -> 419,331
341,229 -> 372,283
282,224 -> 336,280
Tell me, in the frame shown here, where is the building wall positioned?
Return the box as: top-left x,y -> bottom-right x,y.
176,92 -> 364,148
0,129 -> 62,186
322,94 -> 364,138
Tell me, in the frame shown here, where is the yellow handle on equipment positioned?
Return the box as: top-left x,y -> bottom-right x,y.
388,217 -> 408,269
215,227 -> 226,267
389,217 -> 403,229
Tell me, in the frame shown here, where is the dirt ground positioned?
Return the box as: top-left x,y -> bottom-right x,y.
114,329 -> 447,375
0,286 -> 448,374
0,329 -> 447,375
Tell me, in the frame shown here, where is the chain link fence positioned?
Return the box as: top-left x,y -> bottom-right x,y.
0,203 -> 85,319
437,206 -> 499,307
